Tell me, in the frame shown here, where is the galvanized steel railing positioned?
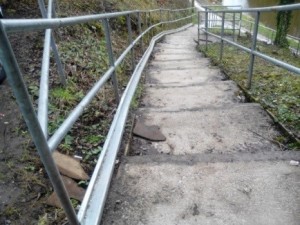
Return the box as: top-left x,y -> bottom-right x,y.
202,4 -> 300,55
197,4 -> 300,88
0,2 -> 195,224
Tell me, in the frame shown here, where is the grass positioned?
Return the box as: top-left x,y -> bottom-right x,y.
199,36 -> 300,148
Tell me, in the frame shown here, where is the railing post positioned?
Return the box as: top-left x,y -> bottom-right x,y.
270,30 -> 274,44
205,8 -> 208,51
247,11 -> 260,89
38,0 -> 54,138
148,11 -> 153,37
297,39 -> 300,55
38,0 -> 66,86
126,14 -> 135,71
197,11 -> 200,44
102,18 -> 120,102
232,12 -> 236,41
220,12 -> 225,61
159,9 -> 162,23
137,11 -> 144,53
238,12 -> 242,37
0,24 -> 80,225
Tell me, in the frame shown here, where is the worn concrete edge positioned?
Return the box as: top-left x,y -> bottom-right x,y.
120,151 -> 300,165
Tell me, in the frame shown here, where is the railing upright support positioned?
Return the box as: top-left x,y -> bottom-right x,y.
38,0 -> 66,86
0,24 -> 80,225
238,12 -> 242,37
126,14 -> 135,71
148,12 -> 153,37
205,8 -> 208,51
197,11 -> 200,44
220,12 -> 225,61
247,11 -> 260,89
137,12 -> 144,53
103,18 -> 120,102
38,0 -> 55,138
159,9 -> 162,22
232,12 -> 236,41
297,39 -> 300,55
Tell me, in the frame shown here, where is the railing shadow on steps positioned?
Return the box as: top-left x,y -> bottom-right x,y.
0,2 -> 195,224
197,4 -> 300,89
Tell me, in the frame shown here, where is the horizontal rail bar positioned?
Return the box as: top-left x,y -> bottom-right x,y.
2,7 -> 195,33
140,7 -> 195,13
202,3 -> 300,12
203,5 -> 242,8
48,13 -> 194,151
47,66 -> 114,151
78,22 -> 194,225
2,11 -> 135,33
202,29 -> 300,75
242,18 -> 300,41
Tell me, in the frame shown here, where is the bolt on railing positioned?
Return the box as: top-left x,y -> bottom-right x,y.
0,3 -> 195,224
198,4 -> 300,89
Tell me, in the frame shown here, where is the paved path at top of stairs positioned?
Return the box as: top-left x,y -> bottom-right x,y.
102,26 -> 300,225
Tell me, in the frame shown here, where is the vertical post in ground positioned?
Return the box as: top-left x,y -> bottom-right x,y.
238,12 -> 242,37
197,11 -> 200,44
102,18 -> 120,102
137,12 -> 144,53
232,12 -> 236,41
126,14 -> 135,71
205,8 -> 208,51
247,12 -> 260,89
220,12 -> 225,61
149,12 -> 153,37
38,0 -> 66,86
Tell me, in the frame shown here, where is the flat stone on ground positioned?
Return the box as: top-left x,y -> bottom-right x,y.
133,120 -> 166,142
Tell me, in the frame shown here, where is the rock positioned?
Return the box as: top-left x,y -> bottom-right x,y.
53,151 -> 89,180
133,120 -> 166,142
46,175 -> 86,208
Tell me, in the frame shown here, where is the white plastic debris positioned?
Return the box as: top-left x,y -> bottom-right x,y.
74,155 -> 83,161
289,160 -> 299,166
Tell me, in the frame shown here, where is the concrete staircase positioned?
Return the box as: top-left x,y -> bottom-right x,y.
101,26 -> 300,225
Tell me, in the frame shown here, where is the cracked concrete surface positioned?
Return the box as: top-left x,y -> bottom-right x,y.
102,26 -> 300,225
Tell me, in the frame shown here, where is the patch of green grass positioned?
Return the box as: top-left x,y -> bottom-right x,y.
199,36 -> 300,145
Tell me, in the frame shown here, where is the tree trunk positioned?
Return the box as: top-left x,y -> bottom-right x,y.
274,0 -> 295,48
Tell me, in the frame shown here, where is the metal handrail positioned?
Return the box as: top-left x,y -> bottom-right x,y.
201,4 -> 300,53
198,3 -> 300,88
0,3 -> 195,224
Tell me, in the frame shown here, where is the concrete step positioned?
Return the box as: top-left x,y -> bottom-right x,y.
153,53 -> 201,61
135,104 -> 281,155
102,159 -> 300,225
146,68 -> 226,85
149,59 -> 210,70
142,81 -> 241,110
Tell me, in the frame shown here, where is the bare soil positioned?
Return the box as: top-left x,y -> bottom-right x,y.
0,1 -> 55,224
